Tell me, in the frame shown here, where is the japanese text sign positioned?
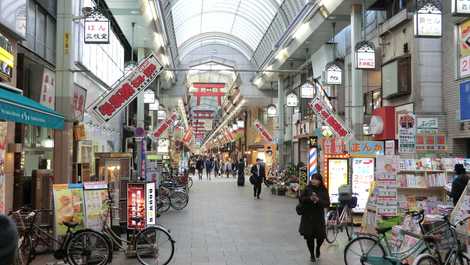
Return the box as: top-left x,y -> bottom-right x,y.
416,134 -> 447,152
40,68 -> 55,109
84,20 -> 110,44
349,141 -> 384,156
127,183 -> 145,229
453,0 -> 470,15
398,113 -> 416,154
92,53 -> 163,122
73,85 -> 87,121
254,120 -> 273,142
182,127 -> 193,144
355,42 -> 376,69
146,182 -> 156,226
309,97 -> 352,139
414,3 -> 442,37
153,112 -> 177,138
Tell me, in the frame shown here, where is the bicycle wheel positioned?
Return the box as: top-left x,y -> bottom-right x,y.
188,177 -> 193,189
135,226 -> 175,265
15,234 -> 32,265
158,194 -> 171,213
445,251 -> 470,265
325,210 -> 338,244
66,229 -> 111,265
344,236 -> 386,265
344,208 -> 355,240
169,191 -> 189,210
413,254 -> 440,265
31,228 -> 53,255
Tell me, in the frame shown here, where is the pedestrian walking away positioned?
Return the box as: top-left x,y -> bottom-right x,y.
196,157 -> 204,180
450,163 -> 469,205
297,173 -> 330,262
237,158 -> 245,186
250,158 -> 265,199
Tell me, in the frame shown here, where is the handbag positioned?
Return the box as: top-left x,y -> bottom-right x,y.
249,175 -> 256,185
296,202 -> 304,215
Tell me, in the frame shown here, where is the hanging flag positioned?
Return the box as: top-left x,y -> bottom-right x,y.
254,120 -> 273,142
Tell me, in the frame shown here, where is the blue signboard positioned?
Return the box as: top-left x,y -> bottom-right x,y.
460,81 -> 470,121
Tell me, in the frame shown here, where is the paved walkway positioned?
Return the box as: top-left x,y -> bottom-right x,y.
33,176 -> 348,265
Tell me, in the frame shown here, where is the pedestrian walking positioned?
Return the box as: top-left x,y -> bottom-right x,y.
250,158 -> 265,199
237,158 -> 245,186
0,215 -> 18,265
450,163 -> 469,205
196,157 -> 204,180
297,173 -> 330,262
225,161 -> 232,178
205,157 -> 213,180
214,159 -> 220,178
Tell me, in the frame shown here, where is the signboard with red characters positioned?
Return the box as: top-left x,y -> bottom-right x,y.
127,183 -> 146,229
309,97 -> 352,139
153,112 -> 177,138
91,53 -> 163,122
182,127 -> 193,144
254,120 -> 273,142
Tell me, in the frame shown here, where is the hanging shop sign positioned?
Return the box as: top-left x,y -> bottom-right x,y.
355,41 -> 376,69
301,82 -> 315,98
153,112 -> 177,138
266,104 -> 277,117
320,138 -> 347,155
254,119 -> 273,143
92,53 -> 163,122
73,85 -> 87,121
143,90 -> 155,104
310,96 -> 352,139
146,182 -> 156,226
453,0 -> 470,15
397,113 -> 417,154
325,62 -> 342,85
84,19 -> 110,44
286,92 -> 299,107
416,117 -> 438,134
349,141 -> 384,156
416,134 -> 447,152
40,68 -> 55,109
182,127 -> 193,144
0,34 -> 14,81
414,0 -> 442,37
459,20 -> 470,78
127,183 -> 146,229
0,122 -> 6,214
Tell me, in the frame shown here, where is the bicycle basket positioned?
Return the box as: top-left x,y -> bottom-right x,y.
9,211 -> 34,231
338,185 -> 352,201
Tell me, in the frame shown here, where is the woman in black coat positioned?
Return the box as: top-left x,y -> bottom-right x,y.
298,173 -> 330,262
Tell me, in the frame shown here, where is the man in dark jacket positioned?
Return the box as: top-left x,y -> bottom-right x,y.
451,164 -> 469,205
196,157 -> 204,180
0,215 -> 18,265
250,159 -> 265,199
237,158 -> 245,186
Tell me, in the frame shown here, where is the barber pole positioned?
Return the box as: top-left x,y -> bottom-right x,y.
308,147 -> 318,180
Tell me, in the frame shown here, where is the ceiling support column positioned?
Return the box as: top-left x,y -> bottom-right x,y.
277,79 -> 285,168
350,4 -> 364,139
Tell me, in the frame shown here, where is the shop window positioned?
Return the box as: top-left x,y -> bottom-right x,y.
24,1 -> 56,64
364,90 -> 382,115
382,56 -> 411,99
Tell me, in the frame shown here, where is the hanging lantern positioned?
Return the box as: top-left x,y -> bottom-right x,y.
267,104 -> 277,117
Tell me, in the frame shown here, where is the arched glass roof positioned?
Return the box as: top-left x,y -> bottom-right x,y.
171,0 -> 283,58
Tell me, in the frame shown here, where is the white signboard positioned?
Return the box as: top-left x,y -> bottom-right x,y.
157,138 -> 170,153
40,68 -> 55,109
325,64 -> 342,85
84,20 -> 110,44
146,182 -> 156,226
414,3 -> 442,37
417,117 -> 438,134
385,140 -> 396,155
398,113 -> 417,154
91,53 -> 163,122
301,82 -> 315,98
143,90 -> 155,104
352,158 -> 375,213
286,92 -> 298,107
356,42 -> 376,69
453,0 -> 470,15
328,159 -> 348,204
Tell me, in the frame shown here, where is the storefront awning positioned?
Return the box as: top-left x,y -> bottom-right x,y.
0,85 -> 64,129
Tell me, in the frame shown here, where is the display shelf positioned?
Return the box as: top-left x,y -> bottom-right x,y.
397,186 -> 446,191
398,170 -> 449,173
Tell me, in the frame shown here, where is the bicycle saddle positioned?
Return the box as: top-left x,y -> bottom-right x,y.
131,216 -> 143,223
375,226 -> 393,234
63,221 -> 79,228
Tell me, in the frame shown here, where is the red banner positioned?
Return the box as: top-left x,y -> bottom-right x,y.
182,127 -> 193,144
309,97 -> 352,139
254,120 -> 273,142
92,53 -> 163,122
127,183 -> 146,229
153,112 -> 177,138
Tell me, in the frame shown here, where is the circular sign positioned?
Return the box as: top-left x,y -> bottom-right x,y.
267,104 -> 277,117
286,92 -> 298,107
369,115 -> 384,135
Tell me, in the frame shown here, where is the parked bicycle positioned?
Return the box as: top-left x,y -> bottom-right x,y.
325,193 -> 358,243
101,200 -> 175,265
157,183 -> 189,213
412,215 -> 470,265
344,210 -> 441,265
10,207 -> 111,265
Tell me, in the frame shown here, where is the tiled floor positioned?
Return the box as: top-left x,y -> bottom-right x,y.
32,176 -> 348,265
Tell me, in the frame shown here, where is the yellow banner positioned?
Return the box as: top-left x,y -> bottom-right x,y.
0,47 -> 13,67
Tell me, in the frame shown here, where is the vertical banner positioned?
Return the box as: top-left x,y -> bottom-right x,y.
146,182 -> 156,226
53,184 -> 85,236
397,113 -> 416,154
308,147 -> 318,180
83,182 -> 109,231
140,139 -> 146,180
153,112 -> 177,138
127,183 -> 146,229
254,119 -> 273,142
0,122 -> 6,214
40,68 -> 55,109
375,156 -> 399,217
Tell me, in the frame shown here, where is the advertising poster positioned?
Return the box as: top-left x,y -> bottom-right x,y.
83,182 -> 109,231
0,122 -> 7,214
352,158 -> 375,213
127,183 -> 146,229
53,184 -> 85,236
459,20 -> 470,78
398,113 -> 416,154
40,68 -> 55,109
328,159 -> 349,203
146,182 -> 156,226
375,156 -> 399,217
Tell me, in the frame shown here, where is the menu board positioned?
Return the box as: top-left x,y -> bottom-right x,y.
83,182 -> 109,231
127,183 -> 146,229
352,158 -> 375,213
53,184 -> 85,236
328,159 -> 349,203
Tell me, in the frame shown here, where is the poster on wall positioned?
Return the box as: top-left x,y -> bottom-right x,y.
352,158 -> 375,213
460,20 -> 470,78
0,122 -> 7,214
83,182 -> 109,231
53,184 -> 85,236
328,159 -> 349,203
398,113 -> 417,154
375,156 -> 399,217
127,183 -> 145,229
40,68 -> 55,109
